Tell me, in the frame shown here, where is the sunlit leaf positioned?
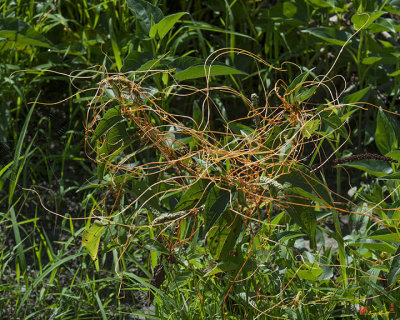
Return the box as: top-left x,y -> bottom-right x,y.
341,160 -> 393,177
349,240 -> 397,254
301,119 -> 319,139
343,87 -> 371,104
0,18 -> 54,50
351,12 -> 385,31
149,12 -> 187,40
175,64 -> 247,81
297,265 -> 323,281
82,220 -> 108,261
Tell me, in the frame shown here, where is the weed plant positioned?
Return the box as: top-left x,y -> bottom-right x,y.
1,1 -> 400,319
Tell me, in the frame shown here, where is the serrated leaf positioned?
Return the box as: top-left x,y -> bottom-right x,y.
82,220 -> 107,261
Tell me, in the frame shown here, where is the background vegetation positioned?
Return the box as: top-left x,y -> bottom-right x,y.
1,0 -> 400,319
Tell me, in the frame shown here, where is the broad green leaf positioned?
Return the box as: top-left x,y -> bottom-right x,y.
362,57 -> 382,64
271,230 -> 305,243
277,169 -> 333,207
174,179 -> 209,212
96,107 -> 128,182
276,168 -> 331,249
351,12 -> 385,31
213,255 -> 245,274
375,108 -> 397,155
296,265 -> 323,281
302,27 -> 348,46
201,185 -> 231,238
349,241 -> 397,254
306,0 -> 334,8
0,18 -> 54,50
91,107 -> 125,143
169,56 -> 207,72
378,171 -> 400,180
282,1 -> 298,17
390,70 -> 400,77
229,122 -> 254,136
207,210 -> 243,260
296,86 -> 317,103
192,100 -> 203,130
130,179 -> 163,214
320,110 -> 349,140
388,246 -> 400,284
82,220 -> 108,261
174,65 -> 247,81
285,69 -> 314,97
122,51 -> 154,72
385,1 -> 400,15
368,228 -> 400,243
284,195 -> 317,248
343,87 -> 370,104
302,119 -> 319,139
125,0 -> 164,33
341,160 -> 393,177
377,150 -> 400,178
149,12 -> 187,40
368,18 -> 397,33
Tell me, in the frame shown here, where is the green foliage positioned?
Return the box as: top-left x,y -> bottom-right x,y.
2,0 -> 400,319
